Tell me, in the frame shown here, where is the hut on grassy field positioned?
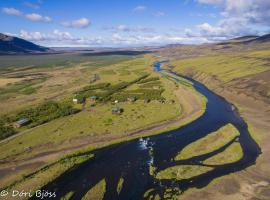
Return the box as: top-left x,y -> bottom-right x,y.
127,96 -> 136,102
153,86 -> 161,90
112,107 -> 123,114
13,118 -> 30,128
90,96 -> 97,102
73,97 -> 78,104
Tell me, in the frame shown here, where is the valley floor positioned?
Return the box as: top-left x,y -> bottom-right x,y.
0,55 -> 206,193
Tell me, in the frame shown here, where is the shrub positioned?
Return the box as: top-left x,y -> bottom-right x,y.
0,120 -> 17,140
137,77 -> 160,84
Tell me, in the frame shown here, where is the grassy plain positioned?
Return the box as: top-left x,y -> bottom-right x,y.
170,50 -> 270,82
0,53 -> 134,113
0,55 -> 181,160
3,154 -> 93,200
156,165 -> 213,180
204,142 -> 243,165
175,123 -> 240,161
81,179 -> 106,200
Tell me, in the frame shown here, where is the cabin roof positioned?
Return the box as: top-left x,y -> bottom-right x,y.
16,118 -> 29,125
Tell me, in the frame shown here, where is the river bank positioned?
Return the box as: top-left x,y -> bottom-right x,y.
168,70 -> 269,200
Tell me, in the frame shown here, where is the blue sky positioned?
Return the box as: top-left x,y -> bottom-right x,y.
0,0 -> 269,47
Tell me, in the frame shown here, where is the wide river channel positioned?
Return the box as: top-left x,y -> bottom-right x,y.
34,63 -> 261,200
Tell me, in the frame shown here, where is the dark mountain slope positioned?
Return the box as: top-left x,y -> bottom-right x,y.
0,33 -> 50,54
251,33 -> 270,43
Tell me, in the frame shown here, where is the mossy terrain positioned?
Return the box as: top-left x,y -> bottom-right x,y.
60,191 -> 74,200
0,53 -> 137,114
81,179 -> 106,200
3,154 -> 94,199
170,50 -> 270,82
156,165 -> 213,180
175,123 -> 240,160
204,142 -> 243,165
117,177 -> 124,194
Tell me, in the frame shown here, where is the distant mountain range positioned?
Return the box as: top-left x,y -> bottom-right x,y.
218,33 -> 270,45
0,32 -> 269,55
248,33 -> 270,43
0,33 -> 50,54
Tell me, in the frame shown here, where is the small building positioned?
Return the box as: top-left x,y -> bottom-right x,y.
127,96 -> 136,102
90,96 -> 97,102
73,98 -> 78,104
153,86 -> 160,90
112,107 -> 123,114
13,118 -> 30,128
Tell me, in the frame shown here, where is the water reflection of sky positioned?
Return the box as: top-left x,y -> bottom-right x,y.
154,63 -> 161,71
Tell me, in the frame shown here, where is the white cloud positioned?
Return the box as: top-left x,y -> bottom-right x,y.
52,30 -> 73,40
154,11 -> 166,17
116,25 -> 130,32
61,18 -> 90,28
104,25 -> 155,33
18,29 -> 74,42
133,5 -> 146,12
9,29 -> 212,47
197,0 -> 270,26
195,0 -> 270,39
2,7 -> 52,23
20,30 -> 45,41
2,7 -> 23,16
25,13 -> 51,22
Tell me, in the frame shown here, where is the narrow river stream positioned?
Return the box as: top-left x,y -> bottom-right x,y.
35,63 -> 261,200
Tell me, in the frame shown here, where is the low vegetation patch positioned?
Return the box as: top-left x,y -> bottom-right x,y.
3,154 -> 94,196
60,191 -> 74,200
0,77 -> 46,97
204,142 -> 243,165
0,100 -> 80,140
117,177 -> 124,194
156,165 -> 213,180
82,179 -> 106,200
0,120 -> 16,140
171,50 -> 270,82
175,123 -> 240,160
75,74 -> 150,103
137,77 -> 160,84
